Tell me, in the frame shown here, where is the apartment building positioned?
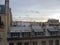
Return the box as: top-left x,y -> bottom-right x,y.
7,19 -> 60,45
0,0 -> 12,45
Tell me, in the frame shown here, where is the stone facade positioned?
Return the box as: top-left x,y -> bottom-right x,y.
0,0 -> 12,45
8,38 -> 60,45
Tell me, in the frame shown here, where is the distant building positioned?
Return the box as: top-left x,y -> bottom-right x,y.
47,19 -> 59,26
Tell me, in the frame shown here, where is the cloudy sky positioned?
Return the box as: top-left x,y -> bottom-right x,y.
1,0 -> 60,22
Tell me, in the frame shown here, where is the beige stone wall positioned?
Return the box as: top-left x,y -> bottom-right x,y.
7,8 -> 12,27
0,8 -> 12,45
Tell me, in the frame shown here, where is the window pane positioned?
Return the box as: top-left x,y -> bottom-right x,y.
22,32 -> 30,37
49,40 -> 53,45
41,41 -> 46,45
17,42 -> 22,45
11,32 -> 20,38
24,42 -> 29,45
32,41 -> 37,45
9,43 -> 14,45
55,40 -> 59,45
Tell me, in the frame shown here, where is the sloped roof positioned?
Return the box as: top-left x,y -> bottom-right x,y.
21,27 -> 31,32
9,27 -> 22,32
47,26 -> 58,32
9,27 -> 32,32
9,26 -> 43,32
32,26 -> 43,32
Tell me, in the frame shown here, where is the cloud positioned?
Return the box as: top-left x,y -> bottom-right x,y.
0,0 -> 5,4
10,0 -> 60,21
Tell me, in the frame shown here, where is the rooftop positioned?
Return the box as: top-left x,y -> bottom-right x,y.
0,5 -> 6,14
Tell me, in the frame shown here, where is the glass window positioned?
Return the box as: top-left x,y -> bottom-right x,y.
41,41 -> 46,45
9,43 -> 14,45
35,32 -> 44,36
49,40 -> 53,45
22,32 -> 30,37
24,42 -> 29,45
11,32 -> 20,38
55,40 -> 59,45
17,42 -> 22,45
50,32 -> 58,36
32,41 -> 37,45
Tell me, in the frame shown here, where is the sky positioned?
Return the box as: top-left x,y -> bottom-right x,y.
1,0 -> 60,22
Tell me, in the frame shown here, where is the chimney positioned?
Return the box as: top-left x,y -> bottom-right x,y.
5,0 -> 9,13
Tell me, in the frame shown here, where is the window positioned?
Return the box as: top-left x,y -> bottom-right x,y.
11,32 -> 20,38
41,41 -> 46,45
22,32 -> 30,37
9,43 -> 14,45
32,41 -> 37,45
24,42 -> 29,45
50,32 -> 58,36
55,40 -> 59,45
49,40 -> 53,45
17,42 -> 22,45
35,32 -> 44,36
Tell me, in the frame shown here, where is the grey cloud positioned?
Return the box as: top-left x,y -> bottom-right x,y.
10,0 -> 60,21
0,0 -> 5,4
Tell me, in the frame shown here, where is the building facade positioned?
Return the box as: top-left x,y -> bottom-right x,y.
0,0 -> 12,45
7,19 -> 60,45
